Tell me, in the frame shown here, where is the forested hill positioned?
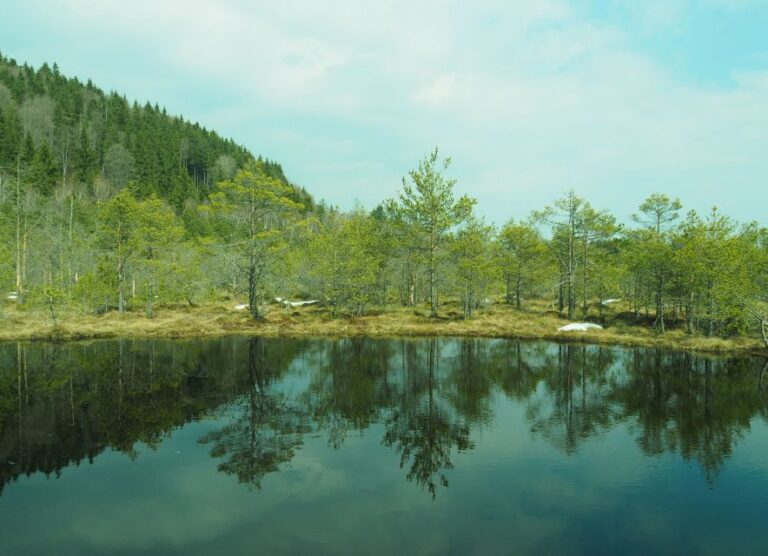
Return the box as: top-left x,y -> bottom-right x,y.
0,53 -> 312,208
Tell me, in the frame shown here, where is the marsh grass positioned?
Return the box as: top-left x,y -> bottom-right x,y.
0,299 -> 764,355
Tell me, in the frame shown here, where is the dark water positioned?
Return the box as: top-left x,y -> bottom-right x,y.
1,337 -> 767,555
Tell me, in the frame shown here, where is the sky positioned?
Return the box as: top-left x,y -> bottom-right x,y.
2,0 -> 768,224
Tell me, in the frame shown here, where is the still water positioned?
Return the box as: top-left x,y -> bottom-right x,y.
1,337 -> 767,555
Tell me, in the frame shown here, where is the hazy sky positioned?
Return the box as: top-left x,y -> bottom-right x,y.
2,0 -> 767,223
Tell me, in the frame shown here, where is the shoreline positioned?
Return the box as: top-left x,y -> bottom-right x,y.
1,304 -> 765,356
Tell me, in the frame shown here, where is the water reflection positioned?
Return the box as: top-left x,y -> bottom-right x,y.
198,338 -> 310,489
381,339 -> 472,498
1,338 -> 766,497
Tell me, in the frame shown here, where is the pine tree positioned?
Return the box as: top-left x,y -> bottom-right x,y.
30,142 -> 58,195
631,194 -> 683,332
391,148 -> 475,318
73,126 -> 97,183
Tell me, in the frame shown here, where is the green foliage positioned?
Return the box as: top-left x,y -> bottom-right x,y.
496,219 -> 550,309
532,190 -> 586,319
449,217 -> 497,318
674,209 -> 754,336
42,286 -> 66,325
94,190 -> 185,315
0,54 -> 766,347
207,160 -> 303,319
134,195 -> 185,317
70,270 -> 113,314
389,148 -> 475,317
627,194 -> 684,332
309,209 -> 385,315
97,188 -> 141,312
0,53 -> 310,206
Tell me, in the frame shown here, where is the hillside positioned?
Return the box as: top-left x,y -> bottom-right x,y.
0,52 -> 312,209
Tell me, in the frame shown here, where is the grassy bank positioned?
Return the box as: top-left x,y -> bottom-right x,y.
1,301 -> 765,355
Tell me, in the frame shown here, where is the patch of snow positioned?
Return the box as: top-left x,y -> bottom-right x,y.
276,297 -> 319,307
558,322 -> 604,332
287,300 -> 319,307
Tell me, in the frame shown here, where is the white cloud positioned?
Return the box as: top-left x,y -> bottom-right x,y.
7,0 -> 768,222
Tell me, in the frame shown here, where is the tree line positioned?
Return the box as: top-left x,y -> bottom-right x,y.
0,57 -> 766,344
2,147 -> 767,344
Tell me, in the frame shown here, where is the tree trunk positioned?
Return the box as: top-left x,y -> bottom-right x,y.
429,240 -> 437,318
15,163 -> 28,304
707,282 -> 715,338
408,270 -> 416,307
146,271 -> 154,319
686,291 -> 694,334
118,261 -> 125,313
247,253 -> 262,321
15,203 -> 22,302
567,224 -> 575,319
68,194 -> 74,285
582,237 -> 588,314
633,278 -> 641,320
653,274 -> 664,333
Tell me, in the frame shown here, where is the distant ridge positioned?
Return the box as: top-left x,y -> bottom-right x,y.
0,52 -> 313,209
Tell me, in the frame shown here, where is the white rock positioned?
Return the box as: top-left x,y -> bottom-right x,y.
558,322 -> 604,332
601,298 -> 620,306
234,304 -> 249,311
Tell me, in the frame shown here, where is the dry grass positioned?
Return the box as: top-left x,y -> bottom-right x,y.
0,300 -> 764,355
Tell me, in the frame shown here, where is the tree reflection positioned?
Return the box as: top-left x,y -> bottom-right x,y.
0,339 -> 231,494
198,338 -> 310,488
505,343 -> 768,484
525,345 -> 617,454
301,338 -> 394,449
382,339 -> 472,498
444,339 -> 494,425
608,351 -> 767,484
1,338 -> 766,498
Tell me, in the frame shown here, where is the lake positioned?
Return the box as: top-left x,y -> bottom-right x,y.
1,337 -> 767,555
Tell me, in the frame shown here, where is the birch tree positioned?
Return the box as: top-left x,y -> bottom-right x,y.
135,195 -> 184,318
97,189 -> 140,312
